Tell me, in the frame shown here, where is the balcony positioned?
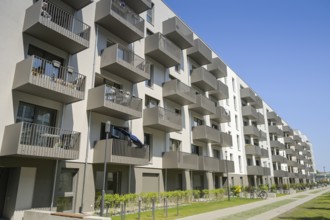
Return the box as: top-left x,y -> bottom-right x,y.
220,132 -> 233,147
93,139 -> 149,165
272,155 -> 287,163
189,94 -> 216,115
243,126 -> 260,137
268,125 -> 283,136
273,170 -> 288,177
124,0 -> 152,13
267,112 -> 282,124
293,135 -> 302,142
257,112 -> 265,125
206,57 -> 227,78
61,0 -> 93,10
242,105 -> 258,120
87,85 -> 142,120
163,151 -> 199,170
163,79 -> 196,105
186,39 -> 212,66
163,16 -> 194,49
287,160 -> 298,167
199,156 -> 220,172
95,0 -> 144,43
190,67 -> 217,91
219,160 -> 235,173
245,145 -> 262,156
240,88 -> 256,103
23,1 -> 90,54
270,140 -> 285,149
251,96 -> 263,109
192,125 -> 220,144
145,33 -> 181,67
101,44 -> 150,83
247,166 -> 268,176
286,148 -> 295,155
288,172 -> 296,178
208,80 -> 229,100
283,126 -> 294,135
284,137 -> 294,144
13,56 -> 85,104
261,149 -> 269,158
143,106 -> 182,132
1,122 -> 80,160
210,106 -> 230,123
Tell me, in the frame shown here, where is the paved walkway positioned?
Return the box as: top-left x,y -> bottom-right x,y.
177,187 -> 330,220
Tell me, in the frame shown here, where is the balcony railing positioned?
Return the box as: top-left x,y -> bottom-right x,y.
143,106 -> 182,132
240,87 -> 256,103
206,57 -> 227,78
163,16 -> 194,49
191,67 -> 217,91
189,94 -> 216,115
1,122 -> 80,160
210,106 -> 231,123
23,0 -> 90,53
199,156 -> 220,172
13,56 -> 86,103
163,151 -> 199,170
101,44 -> 150,83
192,125 -> 221,144
93,139 -> 149,165
208,80 -> 229,100
95,0 -> 144,43
87,85 -> 142,120
145,33 -> 182,67
186,39 -> 212,66
162,79 -> 196,105
270,140 -> 285,149
242,105 -> 258,120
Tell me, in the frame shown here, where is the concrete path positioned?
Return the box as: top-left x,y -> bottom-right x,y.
177,187 -> 330,220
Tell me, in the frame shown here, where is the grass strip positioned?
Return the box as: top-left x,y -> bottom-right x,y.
272,192 -> 330,219
217,199 -> 294,220
110,198 -> 259,220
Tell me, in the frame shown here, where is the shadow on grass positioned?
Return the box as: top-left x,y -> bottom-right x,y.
306,207 -> 330,211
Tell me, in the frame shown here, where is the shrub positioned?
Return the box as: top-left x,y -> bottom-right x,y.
231,185 -> 242,196
259,184 -> 268,191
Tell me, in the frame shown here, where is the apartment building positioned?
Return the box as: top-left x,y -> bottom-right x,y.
0,0 -> 315,219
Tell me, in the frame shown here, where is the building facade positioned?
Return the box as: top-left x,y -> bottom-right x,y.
0,0 -> 316,219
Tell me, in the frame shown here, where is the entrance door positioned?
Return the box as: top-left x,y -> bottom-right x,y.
0,168 -> 9,217
142,173 -> 159,193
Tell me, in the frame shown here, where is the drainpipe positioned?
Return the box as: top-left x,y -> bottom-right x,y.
80,24 -> 99,213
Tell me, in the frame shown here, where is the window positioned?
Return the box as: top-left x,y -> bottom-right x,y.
230,153 -> 233,161
170,139 -> 181,151
192,117 -> 203,127
238,156 -> 242,173
104,79 -> 121,89
234,96 -> 237,110
237,135 -> 240,151
144,133 -> 152,161
191,145 -> 201,156
146,3 -> 154,24
100,123 -> 128,140
145,64 -> 154,87
247,158 -> 252,166
235,115 -> 238,130
213,149 -> 220,159
232,77 -> 236,92
211,123 -> 218,130
145,95 -> 159,108
56,169 -> 77,212
16,102 -> 57,126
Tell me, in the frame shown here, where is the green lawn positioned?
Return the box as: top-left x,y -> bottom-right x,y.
217,199 -> 294,220
110,198 -> 259,220
272,192 -> 330,220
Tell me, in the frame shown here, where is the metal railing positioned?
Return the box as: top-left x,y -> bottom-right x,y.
110,0 -> 144,32
104,86 -> 142,111
111,139 -> 149,159
31,56 -> 86,92
40,1 -> 90,41
158,34 -> 181,61
157,106 -> 181,126
20,122 -> 80,150
116,44 -> 150,74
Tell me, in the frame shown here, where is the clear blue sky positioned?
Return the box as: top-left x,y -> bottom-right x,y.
164,0 -> 330,172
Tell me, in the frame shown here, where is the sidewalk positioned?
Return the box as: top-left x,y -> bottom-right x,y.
177,187 -> 330,220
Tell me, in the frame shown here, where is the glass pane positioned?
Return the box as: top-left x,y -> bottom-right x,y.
58,170 -> 75,192
16,102 -> 35,123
